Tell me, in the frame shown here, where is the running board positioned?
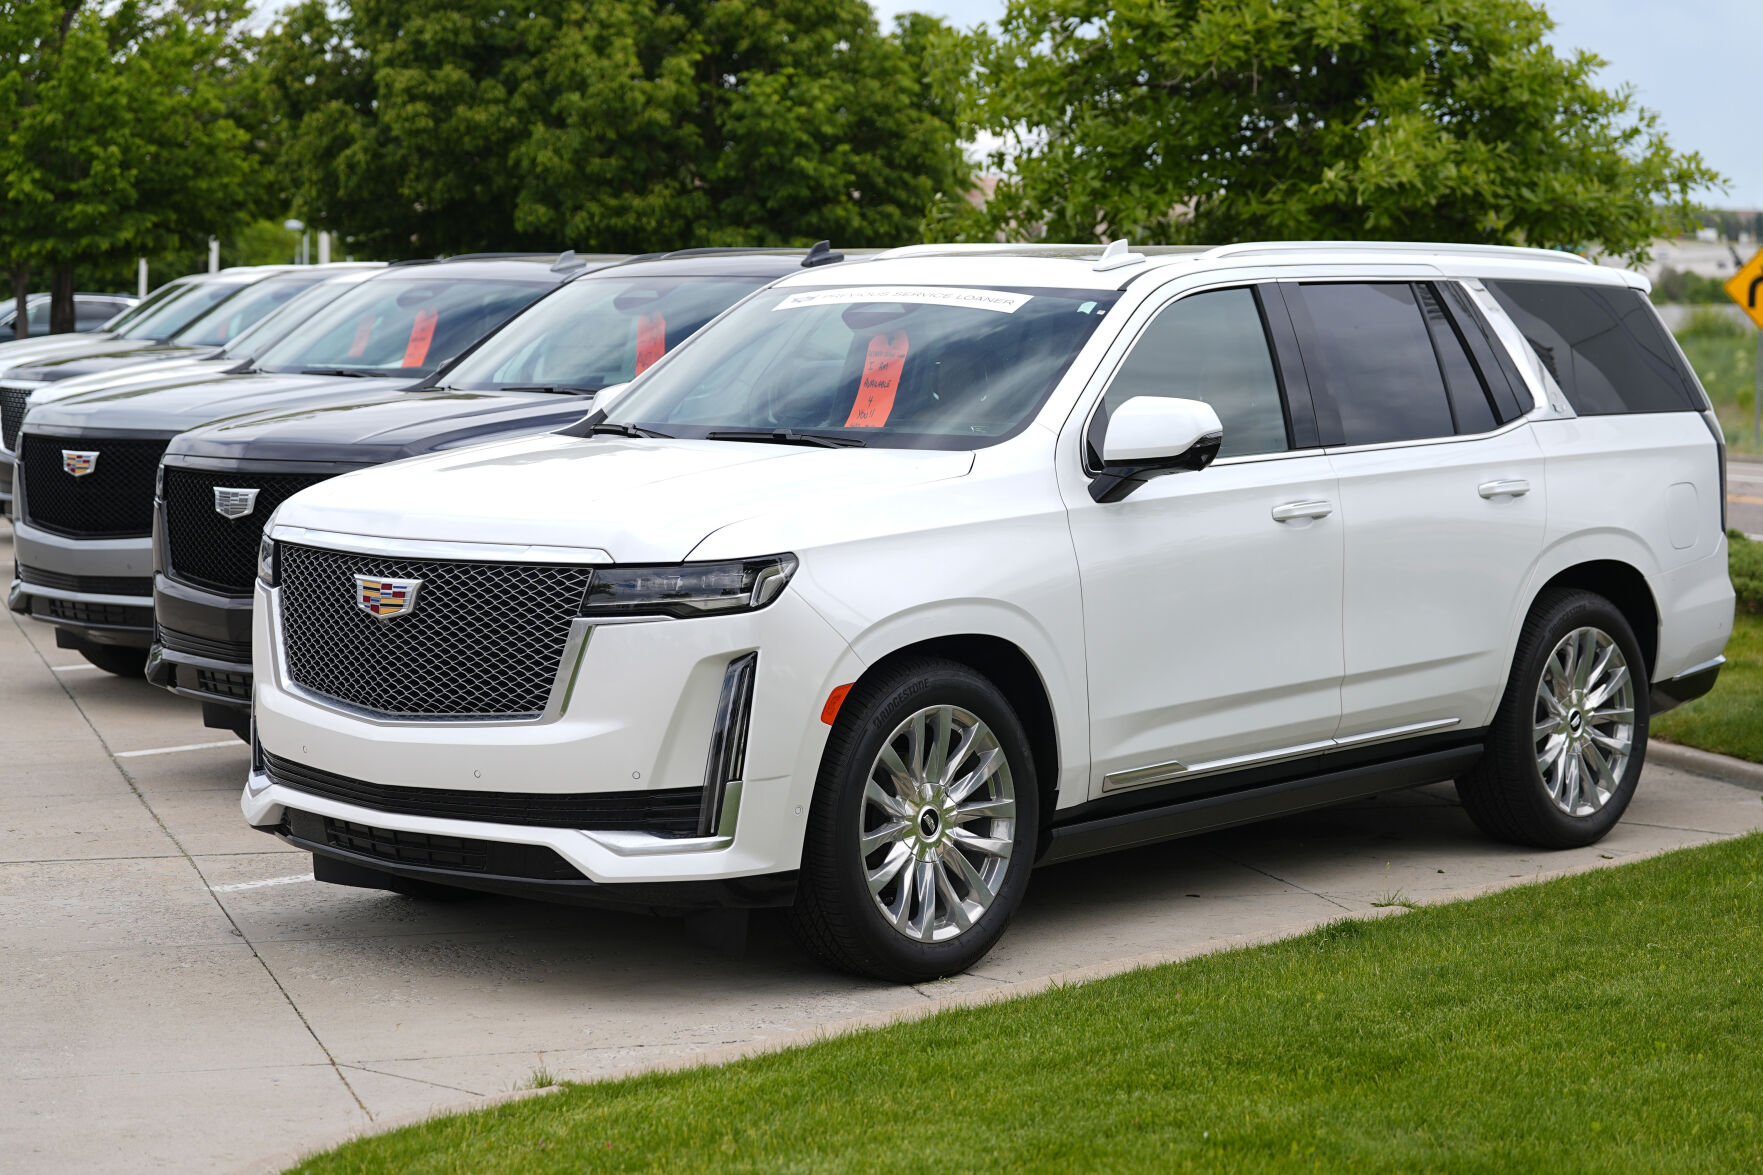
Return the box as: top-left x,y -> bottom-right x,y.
1038,744 -> 1483,866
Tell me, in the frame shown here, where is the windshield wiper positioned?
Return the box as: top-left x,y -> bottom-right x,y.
587,421 -> 674,439
705,429 -> 866,449
496,384 -> 602,395
300,367 -> 372,378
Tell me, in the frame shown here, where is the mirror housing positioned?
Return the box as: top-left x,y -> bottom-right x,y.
1090,396 -> 1223,503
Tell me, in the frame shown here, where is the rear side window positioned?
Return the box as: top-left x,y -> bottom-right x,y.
1098,287 -> 1289,459
1483,280 -> 1697,414
1416,284 -> 1497,435
1291,283 -> 1457,446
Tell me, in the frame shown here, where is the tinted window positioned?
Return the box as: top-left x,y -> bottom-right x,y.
175,272 -> 328,346
1100,288 -> 1287,459
1416,284 -> 1496,434
116,278 -> 254,341
1484,281 -> 1696,414
1295,283 -> 1456,446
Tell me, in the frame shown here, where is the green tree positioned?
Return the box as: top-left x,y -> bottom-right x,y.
0,0 -> 266,334
255,0 -> 972,256
959,0 -> 1722,259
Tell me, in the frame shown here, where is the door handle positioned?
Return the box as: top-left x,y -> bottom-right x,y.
1271,499 -> 1334,523
1478,478 -> 1531,499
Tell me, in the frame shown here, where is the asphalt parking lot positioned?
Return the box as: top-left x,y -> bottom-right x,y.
6,523 -> 1763,1174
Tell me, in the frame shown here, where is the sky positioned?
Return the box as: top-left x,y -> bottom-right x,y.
871,0 -> 1763,208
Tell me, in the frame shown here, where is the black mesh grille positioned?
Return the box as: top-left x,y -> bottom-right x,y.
278,544 -> 595,718
284,810 -> 588,881
158,625 -> 252,664
163,467 -> 333,594
265,750 -> 703,835
19,434 -> 167,538
1,388 -> 27,450
17,562 -> 152,597
194,667 -> 252,701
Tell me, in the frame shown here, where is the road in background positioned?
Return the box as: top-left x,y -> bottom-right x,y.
5,525 -> 1763,1173
1728,458 -> 1763,536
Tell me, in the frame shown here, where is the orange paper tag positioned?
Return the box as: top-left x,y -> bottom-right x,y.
845,331 -> 909,428
345,314 -> 376,358
634,312 -> 667,375
401,308 -> 438,368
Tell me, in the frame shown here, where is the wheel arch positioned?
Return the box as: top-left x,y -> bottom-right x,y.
1527,559 -> 1661,677
852,634 -> 1063,830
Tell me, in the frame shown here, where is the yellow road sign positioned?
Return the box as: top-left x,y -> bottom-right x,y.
1725,248 -> 1763,330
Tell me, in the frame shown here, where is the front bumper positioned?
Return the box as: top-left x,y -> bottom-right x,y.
148,572 -> 254,711
9,521 -> 154,646
249,575 -> 866,887
0,450 -> 12,515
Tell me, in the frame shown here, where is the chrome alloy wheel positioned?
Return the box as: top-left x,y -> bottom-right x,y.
859,704 -> 1016,943
1534,626 -> 1635,817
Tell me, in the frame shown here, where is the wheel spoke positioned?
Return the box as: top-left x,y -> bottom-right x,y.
1562,753 -> 1583,813
861,819 -> 910,857
950,828 -> 1012,859
1589,706 -> 1633,725
1539,689 -> 1567,720
948,745 -> 1004,804
1588,729 -> 1630,755
924,707 -> 953,795
1537,733 -> 1567,772
939,720 -> 980,789
866,843 -> 911,897
1572,629 -> 1598,691
938,841 -> 995,904
951,795 -> 1016,823
1585,664 -> 1629,711
865,778 -> 912,822
909,861 -> 937,942
876,746 -> 917,806
907,711 -> 928,791
1534,717 -> 1562,742
930,857 -> 972,931
1580,739 -> 1617,799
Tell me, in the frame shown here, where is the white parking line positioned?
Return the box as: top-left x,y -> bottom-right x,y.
114,740 -> 242,758
52,663 -> 103,672
211,873 -> 314,893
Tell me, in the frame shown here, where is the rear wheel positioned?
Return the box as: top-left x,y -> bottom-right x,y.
1457,589 -> 1647,848
79,644 -> 149,678
791,657 -> 1038,982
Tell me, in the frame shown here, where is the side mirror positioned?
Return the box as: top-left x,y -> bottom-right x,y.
1089,396 -> 1223,503
592,381 -> 633,414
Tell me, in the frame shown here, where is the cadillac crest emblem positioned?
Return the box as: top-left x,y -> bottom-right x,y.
353,575 -> 422,620
62,450 -> 98,477
213,487 -> 260,519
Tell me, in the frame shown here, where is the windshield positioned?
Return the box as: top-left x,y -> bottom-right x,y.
215,274 -> 376,360
113,276 -> 257,341
599,286 -> 1118,448
174,271 -> 332,347
252,273 -> 550,377
443,275 -> 772,393
104,279 -> 198,337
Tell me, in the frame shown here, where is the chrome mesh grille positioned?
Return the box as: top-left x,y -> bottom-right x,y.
277,544 -> 595,719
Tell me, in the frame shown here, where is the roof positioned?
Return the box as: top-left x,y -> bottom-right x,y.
577,247 -> 871,281
776,239 -> 1638,292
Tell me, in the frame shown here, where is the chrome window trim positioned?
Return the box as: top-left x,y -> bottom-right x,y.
268,590 -> 598,728
268,524 -> 611,565
1102,717 -> 1461,794
1317,413 -> 1533,457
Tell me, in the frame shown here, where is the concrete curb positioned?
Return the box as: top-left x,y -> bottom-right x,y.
245,831 -> 1750,1173
1648,739 -> 1763,790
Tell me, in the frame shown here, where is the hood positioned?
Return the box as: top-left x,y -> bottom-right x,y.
20,371 -> 417,436
168,388 -> 596,466
274,432 -> 975,562
13,341 -> 219,382
0,332 -> 125,374
0,335 -> 157,378
29,357 -> 226,405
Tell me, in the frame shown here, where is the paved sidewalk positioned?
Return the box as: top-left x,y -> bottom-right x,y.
4,526 -> 1760,1174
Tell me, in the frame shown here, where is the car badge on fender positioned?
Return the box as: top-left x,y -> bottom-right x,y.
213,487 -> 260,519
62,450 -> 98,477
353,575 -> 422,620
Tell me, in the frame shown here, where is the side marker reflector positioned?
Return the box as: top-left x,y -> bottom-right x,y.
820,683 -> 854,725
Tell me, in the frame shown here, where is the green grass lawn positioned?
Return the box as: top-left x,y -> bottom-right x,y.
1677,318 -> 1763,455
1653,610 -> 1763,763
291,834 -> 1763,1174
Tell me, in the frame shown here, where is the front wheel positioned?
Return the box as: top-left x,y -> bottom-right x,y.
791,657 -> 1039,982
1457,589 -> 1648,848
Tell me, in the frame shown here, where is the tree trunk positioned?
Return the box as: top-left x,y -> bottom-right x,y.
10,266 -> 28,340
49,266 -> 75,333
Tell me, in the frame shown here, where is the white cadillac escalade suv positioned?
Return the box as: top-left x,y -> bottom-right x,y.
244,242 -> 1733,982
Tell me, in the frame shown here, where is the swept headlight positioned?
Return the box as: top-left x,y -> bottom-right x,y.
582,555 -> 798,619
257,533 -> 279,587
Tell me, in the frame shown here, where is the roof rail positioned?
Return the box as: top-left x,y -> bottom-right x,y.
1201,241 -> 1595,266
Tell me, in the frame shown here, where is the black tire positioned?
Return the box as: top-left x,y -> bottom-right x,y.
80,644 -> 149,678
1457,589 -> 1649,848
790,656 -> 1039,983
